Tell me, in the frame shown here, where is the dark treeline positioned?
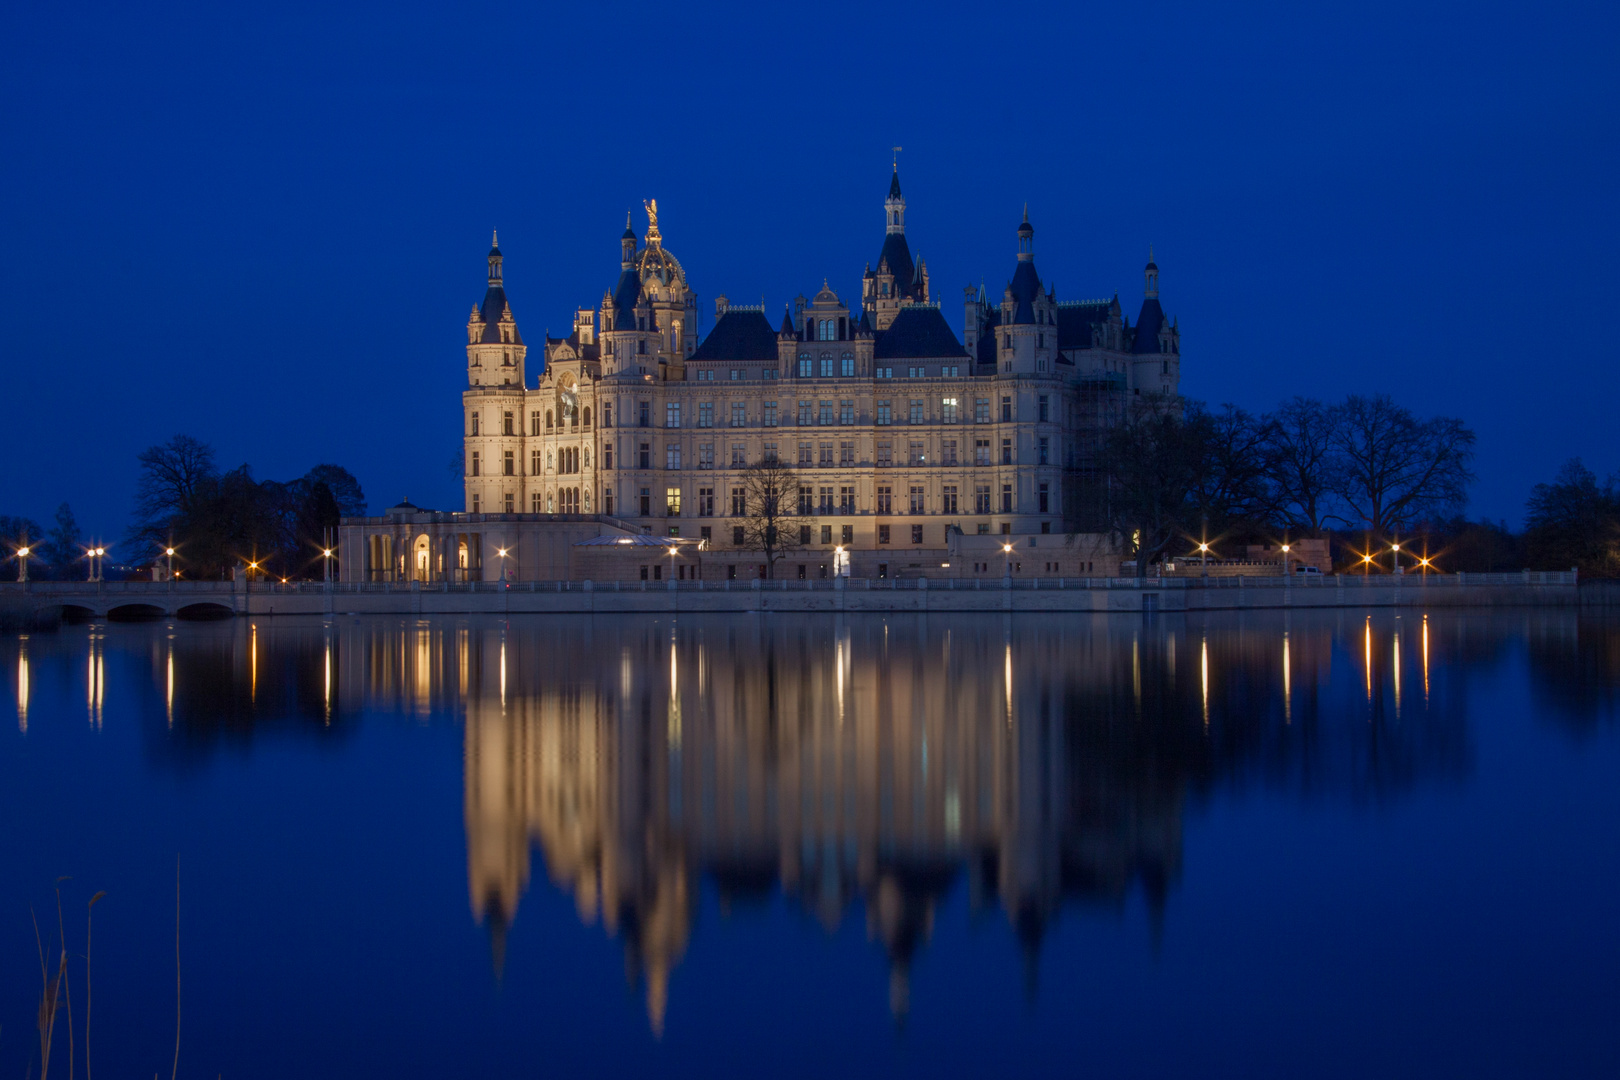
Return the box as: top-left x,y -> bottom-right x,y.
124,435 -> 367,580
1090,391 -> 1614,577
0,503 -> 89,580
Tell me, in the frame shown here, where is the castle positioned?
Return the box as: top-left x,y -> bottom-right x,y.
353,168 -> 1179,583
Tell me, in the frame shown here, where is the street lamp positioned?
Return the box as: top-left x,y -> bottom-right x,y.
497,547 -> 508,584
16,545 -> 29,582
1003,542 -> 1013,578
165,546 -> 175,584
1197,540 -> 1211,577
322,548 -> 334,584
1390,541 -> 1402,575
1280,543 -> 1291,578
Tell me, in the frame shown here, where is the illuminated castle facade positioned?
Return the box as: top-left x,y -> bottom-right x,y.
460,169 -> 1179,569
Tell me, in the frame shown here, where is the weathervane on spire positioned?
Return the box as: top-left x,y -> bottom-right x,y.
892,145 -> 902,168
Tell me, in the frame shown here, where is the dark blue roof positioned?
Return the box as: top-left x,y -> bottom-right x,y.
477,285 -> 522,345
877,233 -> 920,299
610,268 -> 640,331
874,306 -> 965,360
1009,260 -> 1042,324
1132,297 -> 1166,353
889,168 -> 902,199
975,307 -> 1002,366
1056,301 -> 1110,350
690,310 -> 780,362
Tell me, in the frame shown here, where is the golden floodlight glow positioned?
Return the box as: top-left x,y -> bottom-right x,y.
323,549 -> 332,557
497,548 -> 507,557
1002,544 -> 1012,552
165,548 -> 175,556
17,547 -> 28,557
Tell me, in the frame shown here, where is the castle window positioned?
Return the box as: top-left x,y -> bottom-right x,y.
545,410 -> 553,429
881,282 -> 889,297
531,449 -> 542,475
530,410 -> 541,435
731,402 -> 746,427
471,451 -> 480,476
504,493 -> 515,512
638,340 -> 646,355
503,411 -> 513,435
841,352 -> 854,377
470,412 -> 479,435
798,353 -> 811,377
820,354 -> 833,377
1038,395 -> 1049,422
583,407 -> 591,428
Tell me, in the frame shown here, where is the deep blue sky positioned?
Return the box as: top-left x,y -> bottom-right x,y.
2,1 -> 1615,539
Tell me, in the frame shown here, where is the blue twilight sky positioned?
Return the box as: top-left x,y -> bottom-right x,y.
1,1 -> 1616,540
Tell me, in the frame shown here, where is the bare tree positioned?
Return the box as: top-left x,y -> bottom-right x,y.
1263,397 -> 1339,534
736,459 -> 806,578
1328,395 -> 1475,534
1099,395 -> 1208,577
130,435 -> 217,551
1186,402 -> 1275,530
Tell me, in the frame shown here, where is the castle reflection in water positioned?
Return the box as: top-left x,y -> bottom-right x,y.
120,610 -> 1528,1029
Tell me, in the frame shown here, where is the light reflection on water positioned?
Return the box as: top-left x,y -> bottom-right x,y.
2,610 -> 1619,1076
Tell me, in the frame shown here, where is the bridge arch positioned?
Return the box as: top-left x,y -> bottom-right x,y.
176,602 -> 233,620
59,604 -> 97,623
107,603 -> 166,621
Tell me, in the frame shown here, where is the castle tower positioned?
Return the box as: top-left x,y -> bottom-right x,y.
997,208 -> 1056,375
863,166 -> 925,331
464,232 -> 528,515
1131,247 -> 1179,396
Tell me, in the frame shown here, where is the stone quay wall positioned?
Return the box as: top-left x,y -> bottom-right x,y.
0,571 -> 1583,624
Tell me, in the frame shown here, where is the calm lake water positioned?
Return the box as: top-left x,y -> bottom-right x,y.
2,610 -> 1617,1078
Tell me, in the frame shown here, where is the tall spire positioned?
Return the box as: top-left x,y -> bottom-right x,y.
1144,245 -> 1159,299
885,164 -> 906,235
487,231 -> 503,284
621,212 -> 637,270
1016,207 -> 1034,261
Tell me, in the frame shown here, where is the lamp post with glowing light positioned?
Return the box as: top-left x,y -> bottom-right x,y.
1391,541 -> 1403,575
496,547 -> 508,584
1281,542 -> 1291,580
1003,542 -> 1013,580
322,547 -> 334,583
1197,541 -> 1211,578
16,545 -> 29,582
165,546 -> 175,586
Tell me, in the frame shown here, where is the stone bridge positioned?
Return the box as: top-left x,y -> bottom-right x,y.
0,571 -> 1585,628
